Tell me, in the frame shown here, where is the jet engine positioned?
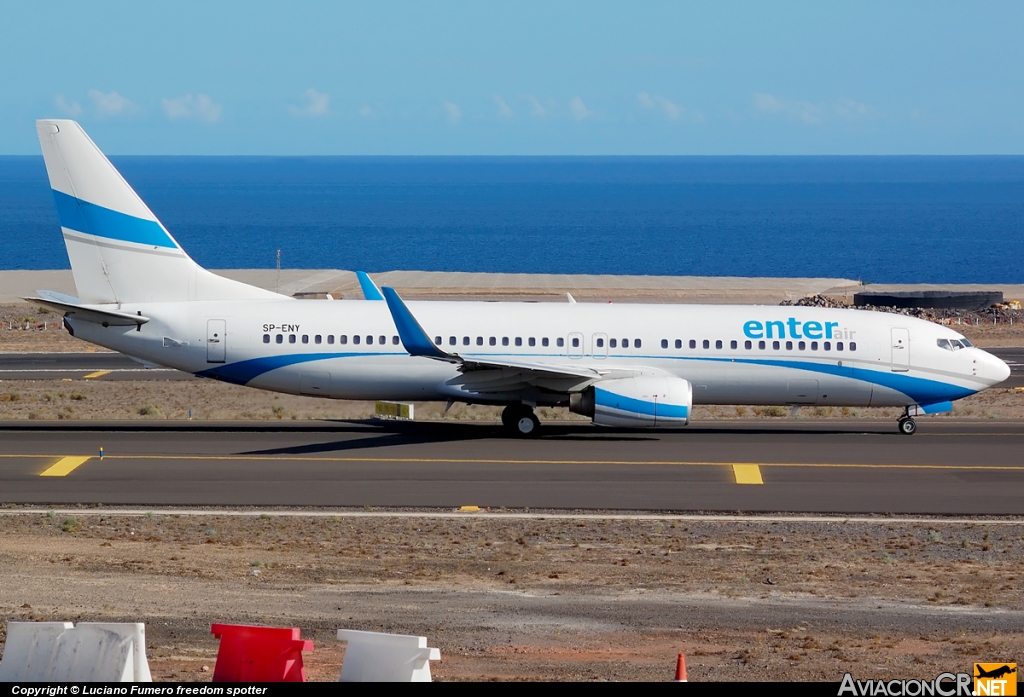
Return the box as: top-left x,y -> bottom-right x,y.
569,376 -> 692,427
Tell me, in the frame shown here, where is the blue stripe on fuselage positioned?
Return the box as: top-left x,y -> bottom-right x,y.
194,350 -> 976,404
52,190 -> 176,249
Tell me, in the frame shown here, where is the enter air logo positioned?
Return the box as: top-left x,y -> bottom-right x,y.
743,318 -> 854,340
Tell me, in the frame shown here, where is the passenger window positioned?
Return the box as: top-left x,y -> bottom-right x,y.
542,338 -> 549,347
675,339 -> 682,349
621,338 -> 628,348
315,335 -> 322,344
744,340 -> 752,349
367,335 -> 374,345
661,339 -> 668,349
634,339 -> 641,348
434,336 -> 442,345
702,340 -> 710,349
824,341 -> 831,350
730,340 -> 738,349
715,340 -> 723,349
275,334 -> 283,344
477,337 -> 483,346
340,335 -> 348,345
393,336 -> 399,345
380,335 -> 386,345
328,335 -> 335,344
353,335 -> 361,345
449,336 -> 456,346
689,340 -> 696,349
289,334 -> 296,344
811,341 -> 818,350
597,338 -> 605,348
463,336 -> 470,346
837,342 -> 844,351
489,337 -> 496,346
572,337 -> 580,348
529,337 -> 536,347
302,335 -> 309,344
610,338 -> 617,348
798,341 -> 805,350
785,341 -> 792,350
515,337 -> 522,346
263,334 -> 270,343
849,342 -> 857,351
772,341 -> 780,350
502,337 -> 509,346
557,338 -> 564,347
758,340 -> 766,349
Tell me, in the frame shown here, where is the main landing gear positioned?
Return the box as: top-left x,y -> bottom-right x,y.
897,412 -> 918,436
501,404 -> 540,438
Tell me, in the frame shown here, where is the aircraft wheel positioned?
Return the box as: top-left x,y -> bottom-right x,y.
515,412 -> 541,438
898,417 -> 917,436
501,405 -> 521,430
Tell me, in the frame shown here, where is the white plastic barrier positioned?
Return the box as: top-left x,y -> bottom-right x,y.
0,621 -> 152,682
337,629 -> 440,682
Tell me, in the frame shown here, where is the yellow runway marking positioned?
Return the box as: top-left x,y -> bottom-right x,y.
733,464 -> 764,484
39,456 -> 92,477
4,453 -> 1024,472
82,370 -> 110,379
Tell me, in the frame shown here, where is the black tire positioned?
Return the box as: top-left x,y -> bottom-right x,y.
515,412 -> 541,438
500,405 -> 517,430
898,417 -> 917,436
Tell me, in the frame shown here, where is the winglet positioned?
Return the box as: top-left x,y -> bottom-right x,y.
381,287 -> 453,360
356,271 -> 384,301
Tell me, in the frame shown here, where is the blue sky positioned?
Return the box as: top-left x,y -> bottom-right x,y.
2,1 -> 1022,155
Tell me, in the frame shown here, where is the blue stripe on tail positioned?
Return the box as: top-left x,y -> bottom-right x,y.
52,190 -> 177,249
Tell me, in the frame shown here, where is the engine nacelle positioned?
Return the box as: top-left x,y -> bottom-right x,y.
570,376 -> 693,428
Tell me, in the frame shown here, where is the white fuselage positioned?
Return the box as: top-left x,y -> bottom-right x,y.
66,298 -> 1009,409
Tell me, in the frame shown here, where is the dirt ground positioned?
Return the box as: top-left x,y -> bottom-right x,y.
0,510 -> 1022,682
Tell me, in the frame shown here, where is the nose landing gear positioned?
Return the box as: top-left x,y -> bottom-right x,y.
897,413 -> 917,435
501,404 -> 541,438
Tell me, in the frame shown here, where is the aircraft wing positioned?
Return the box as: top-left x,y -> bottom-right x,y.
381,286 -> 619,385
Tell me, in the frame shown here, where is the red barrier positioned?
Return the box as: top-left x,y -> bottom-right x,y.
211,624 -> 313,682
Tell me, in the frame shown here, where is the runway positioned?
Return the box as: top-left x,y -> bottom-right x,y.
1,419 -> 1023,514
2,348 -> 1022,386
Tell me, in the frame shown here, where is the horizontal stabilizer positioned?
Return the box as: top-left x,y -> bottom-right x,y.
25,290 -> 149,327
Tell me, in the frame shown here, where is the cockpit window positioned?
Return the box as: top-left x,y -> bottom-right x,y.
936,338 -> 952,351
960,338 -> 973,347
950,339 -> 965,350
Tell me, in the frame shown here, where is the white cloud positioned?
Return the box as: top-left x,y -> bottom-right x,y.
569,96 -> 592,121
55,94 -> 82,117
161,94 -> 223,123
443,101 -> 461,125
523,95 -> 547,117
637,92 -> 681,120
358,104 -> 374,118
287,89 -> 330,117
88,90 -> 135,116
754,92 -> 871,125
492,95 -> 514,119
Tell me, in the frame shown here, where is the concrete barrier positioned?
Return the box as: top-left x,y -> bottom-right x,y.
337,629 -> 440,682
0,621 -> 151,682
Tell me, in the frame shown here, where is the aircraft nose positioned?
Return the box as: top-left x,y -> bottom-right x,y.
981,351 -> 1011,385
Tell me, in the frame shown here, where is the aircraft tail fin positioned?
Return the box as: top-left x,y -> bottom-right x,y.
36,119 -> 282,304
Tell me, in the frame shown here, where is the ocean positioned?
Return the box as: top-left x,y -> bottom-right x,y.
1,156 -> 1022,284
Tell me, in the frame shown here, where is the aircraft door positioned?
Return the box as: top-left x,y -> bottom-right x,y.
567,332 -> 584,359
592,333 -> 608,359
891,328 -> 910,372
207,319 -> 226,363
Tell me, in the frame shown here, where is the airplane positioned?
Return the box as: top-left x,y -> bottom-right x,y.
27,119 -> 1011,437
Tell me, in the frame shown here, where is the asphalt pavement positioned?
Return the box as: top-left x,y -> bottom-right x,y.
1,419 -> 1022,514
